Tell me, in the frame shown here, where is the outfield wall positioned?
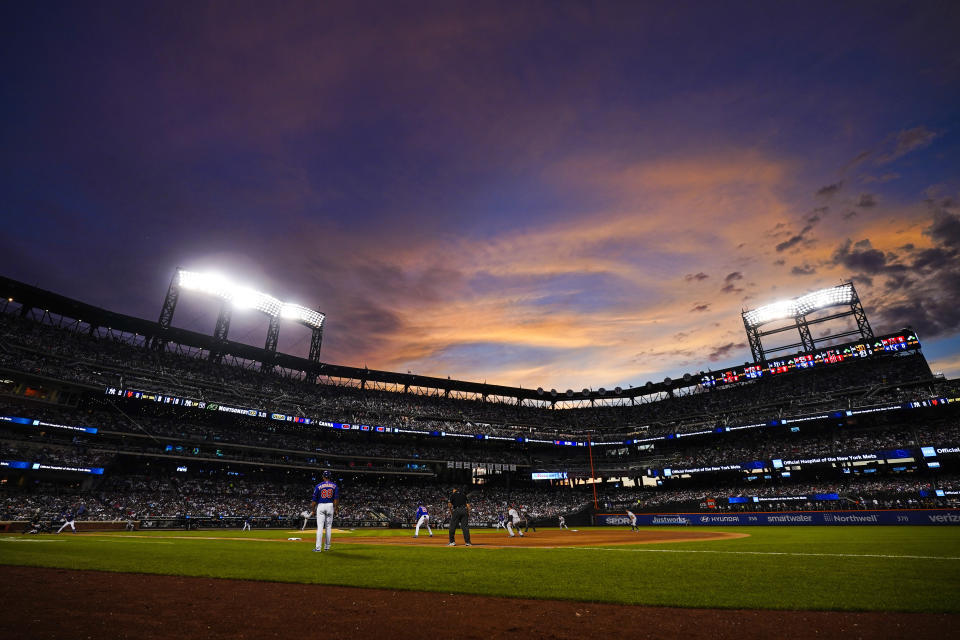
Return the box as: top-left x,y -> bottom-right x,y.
595,509 -> 960,526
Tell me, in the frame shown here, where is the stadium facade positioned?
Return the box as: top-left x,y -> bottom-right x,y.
1,274 -> 958,530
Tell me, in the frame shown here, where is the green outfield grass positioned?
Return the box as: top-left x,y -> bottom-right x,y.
2,526 -> 959,612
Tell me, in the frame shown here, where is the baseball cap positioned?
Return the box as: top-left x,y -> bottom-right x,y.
322,470 -> 331,478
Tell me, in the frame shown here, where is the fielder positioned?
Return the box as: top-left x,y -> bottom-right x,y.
242,515 -> 252,531
300,510 -> 311,531
626,509 -> 638,532
309,470 -> 339,553
558,515 -> 569,530
413,502 -> 433,537
506,504 -> 524,537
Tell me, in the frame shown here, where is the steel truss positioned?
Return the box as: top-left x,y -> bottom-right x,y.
742,281 -> 875,364
156,268 -> 324,368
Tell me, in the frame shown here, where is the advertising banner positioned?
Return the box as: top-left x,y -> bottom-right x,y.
595,509 -> 960,526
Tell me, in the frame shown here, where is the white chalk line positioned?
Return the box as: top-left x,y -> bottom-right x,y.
0,535 -> 174,545
90,538 -> 175,544
0,537 -> 65,543
575,547 -> 960,561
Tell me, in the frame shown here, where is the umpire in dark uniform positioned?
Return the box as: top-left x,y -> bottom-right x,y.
447,487 -> 472,546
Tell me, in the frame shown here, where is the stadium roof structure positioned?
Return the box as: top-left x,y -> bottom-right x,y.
0,275 -> 700,404
176,270 -> 325,330
156,268 -> 326,370
0,275 -> 916,407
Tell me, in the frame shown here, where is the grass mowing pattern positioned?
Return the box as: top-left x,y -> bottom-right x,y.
2,526 -> 958,612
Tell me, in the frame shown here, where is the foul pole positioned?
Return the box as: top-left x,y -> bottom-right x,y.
587,434 -> 599,509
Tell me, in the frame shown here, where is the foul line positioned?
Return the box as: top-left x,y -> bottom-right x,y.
576,547 -> 960,561
0,537 -> 65,543
91,538 -> 175,544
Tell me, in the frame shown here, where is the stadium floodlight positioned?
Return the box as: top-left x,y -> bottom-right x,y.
744,299 -> 795,327
794,285 -> 854,315
279,302 -> 325,328
179,270 -> 233,300
177,269 -> 324,329
743,283 -> 854,328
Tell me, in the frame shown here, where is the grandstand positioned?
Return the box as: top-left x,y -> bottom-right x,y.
2,273 -> 959,531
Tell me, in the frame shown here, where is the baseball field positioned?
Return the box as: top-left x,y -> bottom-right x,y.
2,525 -> 958,638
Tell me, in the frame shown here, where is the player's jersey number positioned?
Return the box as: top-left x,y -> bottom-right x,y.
320,488 -> 334,499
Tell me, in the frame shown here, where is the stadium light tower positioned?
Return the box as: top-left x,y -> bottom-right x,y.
741,281 -> 873,364
154,268 -> 325,368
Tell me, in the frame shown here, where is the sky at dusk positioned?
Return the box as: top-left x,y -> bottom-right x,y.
2,1 -> 959,391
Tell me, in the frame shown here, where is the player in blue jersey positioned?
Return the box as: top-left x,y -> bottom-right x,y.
413,502 -> 433,538
241,514 -> 252,531
309,471 -> 339,553
56,508 -> 77,534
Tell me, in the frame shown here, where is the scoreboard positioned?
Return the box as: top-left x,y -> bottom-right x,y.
701,330 -> 920,388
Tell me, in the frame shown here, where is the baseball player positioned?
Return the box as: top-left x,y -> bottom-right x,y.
522,506 -> 536,533
56,508 -> 77,534
413,502 -> 433,538
494,513 -> 506,530
309,470 -> 339,553
558,515 -> 569,530
626,509 -> 638,532
300,510 -> 311,531
24,513 -> 43,535
242,514 -> 252,531
506,504 -> 524,537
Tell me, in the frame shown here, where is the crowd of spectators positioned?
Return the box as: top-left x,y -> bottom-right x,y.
0,438 -> 114,469
5,471 -> 957,525
539,420 -> 960,476
601,474 -> 960,512
3,307 -> 960,528
0,396 -> 533,475
2,474 -> 593,525
3,384 -> 960,497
